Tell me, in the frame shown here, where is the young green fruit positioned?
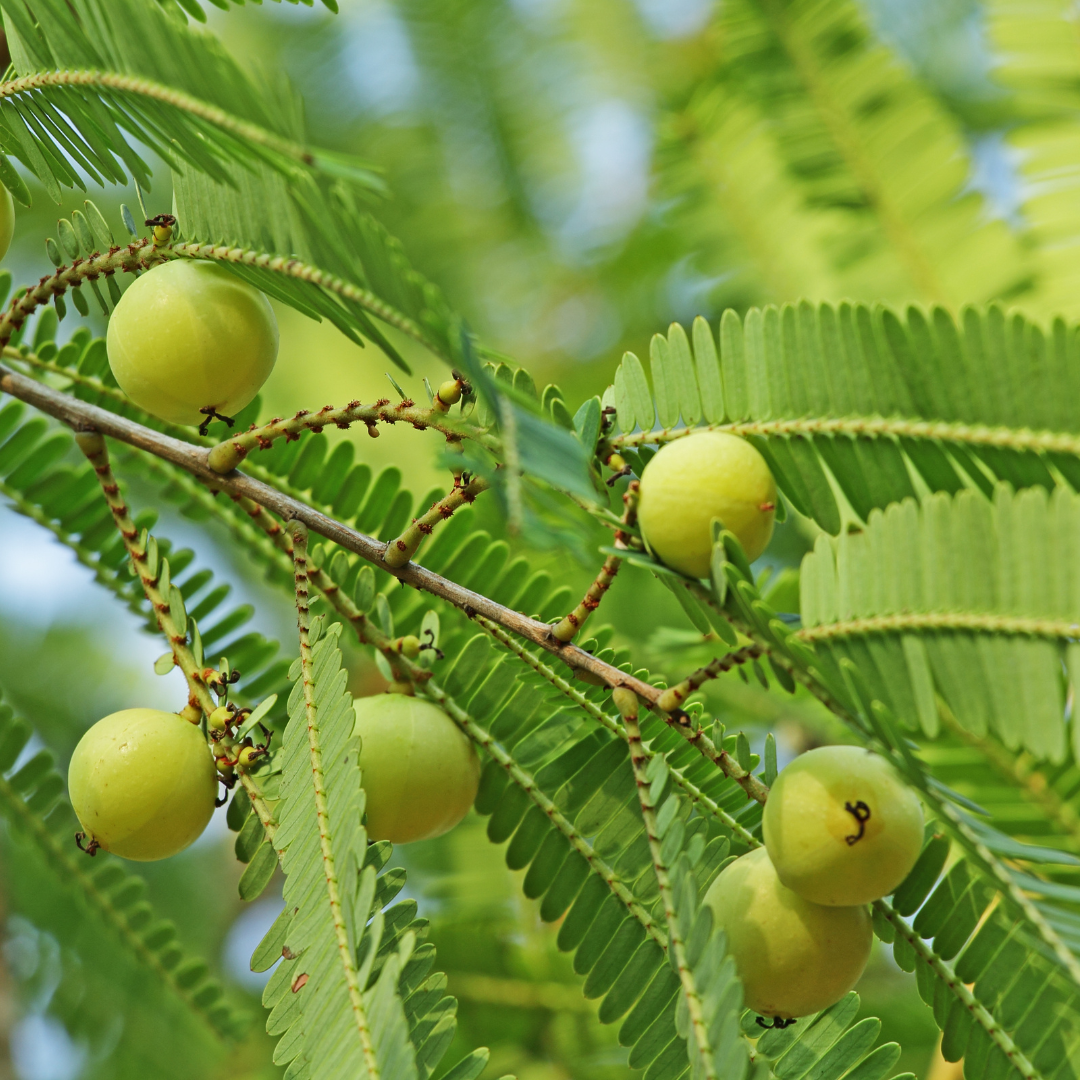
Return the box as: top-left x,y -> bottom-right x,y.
0,185 -> 14,262
352,693 -> 480,844
68,708 -> 217,861
637,431 -> 776,578
106,259 -> 278,427
703,848 -> 872,1019
763,745 -> 924,906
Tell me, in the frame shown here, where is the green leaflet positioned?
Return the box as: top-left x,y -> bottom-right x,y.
269,619 -> 414,1080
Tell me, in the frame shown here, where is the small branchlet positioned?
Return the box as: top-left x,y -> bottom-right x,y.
551,480 -> 639,642
551,554 -> 621,642
75,432 -> 279,842
207,398 -> 489,474
236,490 -> 427,686
656,654 -> 741,712
0,239 -> 159,351
620,684 -> 720,1075
383,473 -> 489,568
76,430 -> 212,719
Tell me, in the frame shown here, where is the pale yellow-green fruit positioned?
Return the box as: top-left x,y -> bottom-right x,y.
353,693 -> 480,844
704,848 -> 872,1019
763,745 -> 924,906
106,259 -> 278,426
637,432 -> 777,578
0,185 -> 14,262
68,708 -> 217,861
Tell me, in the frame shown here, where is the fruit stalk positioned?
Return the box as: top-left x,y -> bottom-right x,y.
551,481 -> 639,643
614,687 -> 720,1080
291,521 -> 387,1078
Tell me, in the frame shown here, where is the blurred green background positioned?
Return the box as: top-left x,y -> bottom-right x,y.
0,0 -> 1019,1076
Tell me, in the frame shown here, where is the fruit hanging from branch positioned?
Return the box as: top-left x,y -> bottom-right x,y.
68,707 -> 217,861
352,693 -> 480,843
703,847 -> 873,1020
763,745 -> 924,906
106,258 -> 279,430
637,431 -> 777,578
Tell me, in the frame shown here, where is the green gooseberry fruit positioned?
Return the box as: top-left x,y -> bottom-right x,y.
703,847 -> 872,1020
637,431 -> 777,579
763,745 -> 924,906
352,693 -> 480,844
208,705 -> 232,731
106,259 -> 278,427
437,379 -> 463,406
0,185 -> 14,262
68,708 -> 217,861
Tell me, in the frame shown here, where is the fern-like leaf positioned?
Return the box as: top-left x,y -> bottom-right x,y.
609,305 -> 1080,535
716,0 -> 1027,305
0,0 -> 378,203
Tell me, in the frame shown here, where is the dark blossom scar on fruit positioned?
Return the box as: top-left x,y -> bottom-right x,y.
756,1016 -> 796,1030
844,800 -> 871,845
74,831 -> 100,856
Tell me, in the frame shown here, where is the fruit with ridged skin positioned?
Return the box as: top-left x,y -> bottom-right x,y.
763,745 -> 924,906
703,848 -> 872,1019
106,259 -> 278,427
68,708 -> 216,861
637,431 -> 776,578
352,693 -> 480,843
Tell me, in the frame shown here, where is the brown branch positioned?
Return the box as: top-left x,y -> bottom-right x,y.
0,365 -> 630,682
1,364 -> 776,800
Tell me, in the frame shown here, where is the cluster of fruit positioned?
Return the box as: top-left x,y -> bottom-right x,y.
707,746 -> 924,1023
59,221 -> 920,1035
67,693 -> 478,860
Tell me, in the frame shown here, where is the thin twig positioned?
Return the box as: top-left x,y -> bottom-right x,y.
551,480 -> 639,642
207,402 -> 493,474
383,473 -> 489,568
75,430 -> 278,846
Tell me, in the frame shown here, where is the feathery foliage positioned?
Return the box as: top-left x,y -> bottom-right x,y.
611,305 -> 1080,535
7,1 -> 1080,1078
